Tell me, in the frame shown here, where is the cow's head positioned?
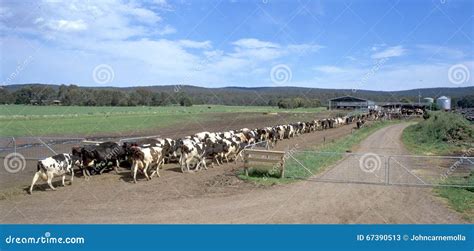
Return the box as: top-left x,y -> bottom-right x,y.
80,149 -> 96,167
71,155 -> 82,168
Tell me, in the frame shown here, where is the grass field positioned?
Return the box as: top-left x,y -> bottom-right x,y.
402,111 -> 473,221
0,105 -> 326,137
0,105 -> 325,117
239,120 -> 400,185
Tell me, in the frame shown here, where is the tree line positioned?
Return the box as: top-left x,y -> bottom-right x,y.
0,85 -> 321,108
1,84 -> 472,108
0,85 -> 195,107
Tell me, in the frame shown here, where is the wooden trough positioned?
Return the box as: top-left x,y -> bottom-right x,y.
243,149 -> 286,178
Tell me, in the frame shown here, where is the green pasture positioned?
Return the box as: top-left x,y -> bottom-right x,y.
0,105 -> 325,137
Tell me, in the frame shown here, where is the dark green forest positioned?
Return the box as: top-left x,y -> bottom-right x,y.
1,84 -> 473,108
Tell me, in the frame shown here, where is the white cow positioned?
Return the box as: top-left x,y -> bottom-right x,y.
29,153 -> 80,194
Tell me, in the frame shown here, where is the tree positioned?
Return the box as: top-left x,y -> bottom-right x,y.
13,86 -> 33,104
179,95 -> 193,107
0,88 -> 14,104
135,89 -> 153,106
61,85 -> 84,105
400,98 -> 411,103
457,95 -> 474,108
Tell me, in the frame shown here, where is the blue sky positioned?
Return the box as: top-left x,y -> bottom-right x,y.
1,0 -> 473,91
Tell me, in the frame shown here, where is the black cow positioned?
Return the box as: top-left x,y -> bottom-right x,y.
73,141 -> 125,178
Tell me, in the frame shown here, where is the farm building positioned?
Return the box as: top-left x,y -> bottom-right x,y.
328,96 -> 375,110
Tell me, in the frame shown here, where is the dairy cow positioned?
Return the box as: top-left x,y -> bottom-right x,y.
29,153 -> 80,194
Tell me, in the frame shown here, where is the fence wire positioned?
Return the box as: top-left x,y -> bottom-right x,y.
273,151 -> 474,188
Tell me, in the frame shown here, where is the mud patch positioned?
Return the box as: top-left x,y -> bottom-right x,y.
206,174 -> 243,188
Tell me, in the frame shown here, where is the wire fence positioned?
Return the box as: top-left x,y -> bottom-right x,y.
0,137 -> 88,160
1,135 -> 473,190
244,150 -> 474,188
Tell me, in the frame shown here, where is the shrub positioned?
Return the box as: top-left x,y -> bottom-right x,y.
410,111 -> 473,143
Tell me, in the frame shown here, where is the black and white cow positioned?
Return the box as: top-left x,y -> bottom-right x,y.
356,119 -> 365,129
29,153 -> 80,194
160,138 -> 180,163
221,138 -> 241,162
178,139 -> 207,173
204,136 -> 226,166
128,145 -> 164,183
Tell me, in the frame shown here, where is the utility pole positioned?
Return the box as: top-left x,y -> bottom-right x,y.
418,80 -> 423,105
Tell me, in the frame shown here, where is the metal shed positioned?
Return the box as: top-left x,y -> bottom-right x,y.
328,96 -> 375,110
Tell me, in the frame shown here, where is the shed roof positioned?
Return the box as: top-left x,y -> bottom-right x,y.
329,96 -> 369,102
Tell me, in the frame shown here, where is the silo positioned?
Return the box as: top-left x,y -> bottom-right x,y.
423,97 -> 434,104
436,96 -> 451,110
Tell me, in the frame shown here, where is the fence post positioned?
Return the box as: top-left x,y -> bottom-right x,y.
280,155 -> 285,178
244,151 -> 249,176
12,136 -> 16,154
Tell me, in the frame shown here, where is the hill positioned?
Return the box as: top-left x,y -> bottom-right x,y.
1,84 -> 473,106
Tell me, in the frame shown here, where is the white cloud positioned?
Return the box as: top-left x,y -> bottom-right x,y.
178,40 -> 212,49
232,38 -> 280,49
156,25 -> 176,35
43,19 -> 88,32
4,1 -> 467,91
0,6 -> 13,19
287,44 -> 324,54
229,39 -> 323,61
310,61 -> 474,91
416,44 -> 465,59
371,45 -> 406,59
315,65 -> 345,74
345,56 -> 356,61
0,0 -> 173,41
152,0 -> 173,10
126,6 -> 162,24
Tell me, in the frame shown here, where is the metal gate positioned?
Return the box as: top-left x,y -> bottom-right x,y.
285,151 -> 474,188
388,155 -> 474,187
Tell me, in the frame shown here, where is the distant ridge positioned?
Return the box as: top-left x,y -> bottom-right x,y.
2,83 -> 473,104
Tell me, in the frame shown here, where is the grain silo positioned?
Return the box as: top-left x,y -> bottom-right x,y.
423,97 -> 434,104
436,96 -> 451,111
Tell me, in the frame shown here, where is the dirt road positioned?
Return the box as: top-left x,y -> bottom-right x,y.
0,123 -> 465,223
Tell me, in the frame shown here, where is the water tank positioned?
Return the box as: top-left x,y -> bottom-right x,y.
423,97 -> 434,104
436,96 -> 451,110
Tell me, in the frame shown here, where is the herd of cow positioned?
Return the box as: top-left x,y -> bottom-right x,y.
28,110 -> 389,194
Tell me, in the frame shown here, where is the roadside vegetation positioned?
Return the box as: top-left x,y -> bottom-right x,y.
402,111 -> 473,221
403,111 -> 473,155
239,120 -> 400,185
